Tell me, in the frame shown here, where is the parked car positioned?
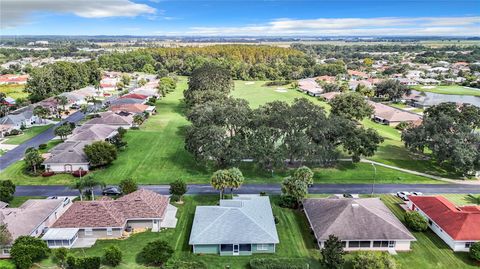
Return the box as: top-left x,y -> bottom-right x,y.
411,191 -> 423,196
343,193 -> 353,198
396,191 -> 411,201
102,186 -> 122,196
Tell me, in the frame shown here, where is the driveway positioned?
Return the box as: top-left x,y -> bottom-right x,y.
0,111 -> 85,170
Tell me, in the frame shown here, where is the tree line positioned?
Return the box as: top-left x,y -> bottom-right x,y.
25,61 -> 101,102
184,64 -> 383,170
97,45 -> 348,81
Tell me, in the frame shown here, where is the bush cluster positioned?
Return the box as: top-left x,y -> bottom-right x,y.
249,258 -> 309,269
404,211 -> 428,231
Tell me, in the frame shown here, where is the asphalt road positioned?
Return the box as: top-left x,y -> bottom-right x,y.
14,183 -> 480,196
0,111 -> 85,170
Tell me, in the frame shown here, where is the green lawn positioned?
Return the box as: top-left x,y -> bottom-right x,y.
442,194 -> 480,206
380,195 -> 478,269
8,196 -> 45,207
3,77 -> 443,185
0,84 -> 28,99
4,124 -> 53,145
40,195 -> 321,269
413,85 -> 480,97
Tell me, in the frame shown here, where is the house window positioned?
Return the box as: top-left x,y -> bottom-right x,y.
388,241 -> 396,248
341,241 -> 347,248
107,228 -> 113,236
257,244 -> 269,251
85,228 -> 93,236
465,242 -> 475,248
2,248 -> 10,255
348,241 -> 360,248
373,241 -> 389,247
360,241 -> 371,247
239,244 -> 251,252
220,244 -> 233,252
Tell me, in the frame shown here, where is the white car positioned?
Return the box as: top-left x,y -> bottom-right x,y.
410,192 -> 423,196
396,191 -> 411,201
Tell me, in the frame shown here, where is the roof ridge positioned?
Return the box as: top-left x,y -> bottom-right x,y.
318,200 -> 351,238
239,204 -> 278,242
190,207 -> 231,243
359,199 -> 414,239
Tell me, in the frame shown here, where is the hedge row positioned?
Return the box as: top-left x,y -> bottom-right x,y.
249,258 -> 309,269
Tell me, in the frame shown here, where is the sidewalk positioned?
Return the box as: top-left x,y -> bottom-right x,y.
339,159 -> 480,185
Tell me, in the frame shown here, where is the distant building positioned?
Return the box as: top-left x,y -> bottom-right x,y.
298,78 -> 323,97
368,101 -> 422,126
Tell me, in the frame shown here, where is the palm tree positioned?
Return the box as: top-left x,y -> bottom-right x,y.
133,114 -> 144,127
82,175 -> 106,200
54,96 -> 69,117
226,167 -> 244,194
210,169 -> 229,199
71,179 -> 85,201
33,106 -> 49,124
467,194 -> 480,205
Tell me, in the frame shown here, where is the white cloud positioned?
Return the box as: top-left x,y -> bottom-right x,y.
1,0 -> 157,28
176,17 -> 480,36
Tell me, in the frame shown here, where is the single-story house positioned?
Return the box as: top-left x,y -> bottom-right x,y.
68,124 -> 119,142
0,197 -> 74,257
407,196 -> 480,252
43,141 -> 90,172
0,106 -> 40,129
0,74 -> 29,85
47,189 -> 176,248
132,87 -> 159,98
121,93 -> 149,100
396,78 -> 418,86
298,78 -> 323,97
348,70 -> 369,80
368,101 -> 422,126
109,104 -> 156,115
303,198 -> 415,252
189,195 -> 279,256
109,98 -> 145,106
348,80 -> 373,90
83,111 -> 133,129
0,124 -> 14,138
321,92 -> 342,102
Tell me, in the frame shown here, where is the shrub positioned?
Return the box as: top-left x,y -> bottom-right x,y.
76,256 -> 101,269
170,194 -> 181,202
470,242 -> 480,261
395,121 -> 411,131
72,170 -> 88,177
164,260 -> 207,269
321,234 -> 345,269
42,171 -> 55,177
137,240 -> 173,266
10,236 -> 50,269
130,126 -> 140,130
0,180 -> 16,203
119,178 -> 138,194
352,251 -> 397,269
404,211 -> 428,231
84,141 -> 117,168
38,143 -> 48,150
278,195 -> 298,209
169,179 -> 187,197
103,245 -> 122,267
8,129 -> 21,136
249,258 -> 309,269
52,247 -> 68,268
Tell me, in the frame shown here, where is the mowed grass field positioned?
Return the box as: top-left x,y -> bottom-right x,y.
413,85 -> 480,97
3,124 -> 53,145
2,77 -> 448,185
0,84 -> 28,99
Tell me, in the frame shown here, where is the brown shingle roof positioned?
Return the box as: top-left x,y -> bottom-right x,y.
52,189 -> 169,228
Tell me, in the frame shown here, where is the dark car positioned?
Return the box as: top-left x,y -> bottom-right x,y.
343,193 -> 353,198
102,186 -> 122,196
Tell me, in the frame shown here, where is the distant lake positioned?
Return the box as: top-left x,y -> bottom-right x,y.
411,90 -> 480,108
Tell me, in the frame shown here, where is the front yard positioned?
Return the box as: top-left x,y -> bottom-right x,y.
3,124 -> 53,145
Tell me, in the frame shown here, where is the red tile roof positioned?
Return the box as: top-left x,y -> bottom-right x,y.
110,104 -> 150,113
52,189 -> 169,228
121,93 -> 148,100
409,196 -> 480,240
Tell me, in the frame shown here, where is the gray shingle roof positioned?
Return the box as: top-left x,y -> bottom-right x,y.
69,124 -> 118,142
43,141 -> 89,164
303,198 -> 415,241
189,195 -> 279,245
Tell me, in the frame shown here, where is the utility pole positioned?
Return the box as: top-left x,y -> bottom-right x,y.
371,162 -> 377,196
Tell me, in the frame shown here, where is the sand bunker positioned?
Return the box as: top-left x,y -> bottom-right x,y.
421,86 -> 435,89
275,87 -> 288,93
245,82 -> 255,85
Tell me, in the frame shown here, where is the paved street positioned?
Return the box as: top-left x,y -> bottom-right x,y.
15,183 -> 480,197
0,111 -> 85,170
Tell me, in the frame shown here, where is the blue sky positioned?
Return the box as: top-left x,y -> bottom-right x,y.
2,0 -> 479,36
